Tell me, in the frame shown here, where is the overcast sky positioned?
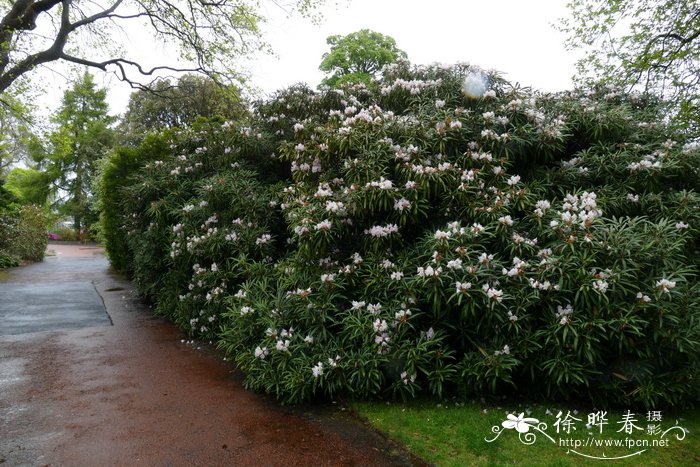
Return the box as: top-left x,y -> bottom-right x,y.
62,0 -> 580,116
248,0 -> 578,97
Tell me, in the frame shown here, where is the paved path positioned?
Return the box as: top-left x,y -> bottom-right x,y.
0,243 -> 423,466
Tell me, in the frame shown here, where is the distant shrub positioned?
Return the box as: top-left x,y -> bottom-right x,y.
0,204 -> 48,264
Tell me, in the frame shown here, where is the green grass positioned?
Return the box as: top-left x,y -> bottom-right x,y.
350,399 -> 700,466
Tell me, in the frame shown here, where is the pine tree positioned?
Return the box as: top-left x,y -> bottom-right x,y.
45,72 -> 114,237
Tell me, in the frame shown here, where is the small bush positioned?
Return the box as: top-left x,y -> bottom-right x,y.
0,252 -> 20,268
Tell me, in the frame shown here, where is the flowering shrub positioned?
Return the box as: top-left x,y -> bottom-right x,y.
107,62 -> 700,408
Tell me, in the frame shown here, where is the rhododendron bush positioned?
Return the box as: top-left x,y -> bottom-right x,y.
105,62 -> 700,407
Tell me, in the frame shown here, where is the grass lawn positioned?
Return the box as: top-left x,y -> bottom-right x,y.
350,399 -> 699,466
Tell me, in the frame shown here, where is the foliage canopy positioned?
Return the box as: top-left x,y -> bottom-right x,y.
319,29 -> 407,87
560,0 -> 700,132
0,0 -> 327,93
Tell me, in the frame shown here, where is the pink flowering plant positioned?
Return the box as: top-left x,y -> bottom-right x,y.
104,61 -> 700,407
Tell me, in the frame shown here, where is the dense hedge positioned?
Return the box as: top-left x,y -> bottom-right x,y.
103,62 -> 700,408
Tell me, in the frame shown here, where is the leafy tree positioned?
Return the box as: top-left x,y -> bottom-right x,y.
560,0 -> 700,132
319,29 -> 407,87
0,0 -> 327,94
0,92 -> 34,174
117,74 -> 249,145
39,71 -> 115,236
4,166 -> 50,205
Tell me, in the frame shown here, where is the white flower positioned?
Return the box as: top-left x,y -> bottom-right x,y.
676,221 -> 689,230
435,99 -> 446,109
394,309 -> 412,321
494,344 -> 510,356
312,362 -> 324,378
482,283 -> 503,302
254,346 -> 269,359
400,371 -> 416,385
390,271 -> 404,281
394,198 -> 411,211
351,300 -> 366,310
655,278 -> 676,293
366,303 -> 383,315
256,234 -> 272,245
325,201 -> 346,215
240,306 -> 254,316
498,215 -> 514,226
434,230 -> 451,240
417,265 -> 442,277
304,335 -> 315,344
275,339 -> 290,352
447,259 -> 463,270
373,319 -> 389,333
320,273 -> 336,284
507,175 -> 521,186
364,224 -> 399,237
315,219 -> 332,231
471,223 -> 485,235
592,280 -> 609,294
455,281 -> 472,293
636,292 -> 651,303
478,252 -> 494,265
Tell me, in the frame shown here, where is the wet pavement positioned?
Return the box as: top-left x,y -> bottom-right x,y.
0,243 -> 425,466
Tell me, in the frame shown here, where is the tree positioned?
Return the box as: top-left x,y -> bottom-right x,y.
0,92 -> 34,174
0,0 -> 327,94
39,71 -> 115,236
117,74 -> 249,145
4,167 -> 50,205
560,0 -> 700,132
319,29 -> 407,87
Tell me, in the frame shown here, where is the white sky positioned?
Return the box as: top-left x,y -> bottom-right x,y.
247,0 -> 578,99
42,0 -> 580,117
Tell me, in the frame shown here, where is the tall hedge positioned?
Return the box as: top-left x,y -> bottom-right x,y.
103,62 -> 700,408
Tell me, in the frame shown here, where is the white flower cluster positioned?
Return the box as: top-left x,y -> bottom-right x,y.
555,304 -> 573,325
417,265 -> 442,278
628,148 -> 668,171
494,344 -> 510,356
365,177 -> 394,190
482,283 -> 504,302
502,257 -> 527,277
549,192 -> 601,230
380,78 -> 442,96
364,224 -> 399,238
655,278 -> 676,293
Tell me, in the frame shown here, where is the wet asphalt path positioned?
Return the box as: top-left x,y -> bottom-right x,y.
0,243 -> 423,466
0,248 -> 111,335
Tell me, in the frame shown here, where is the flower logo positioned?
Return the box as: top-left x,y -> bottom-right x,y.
502,413 -> 540,433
